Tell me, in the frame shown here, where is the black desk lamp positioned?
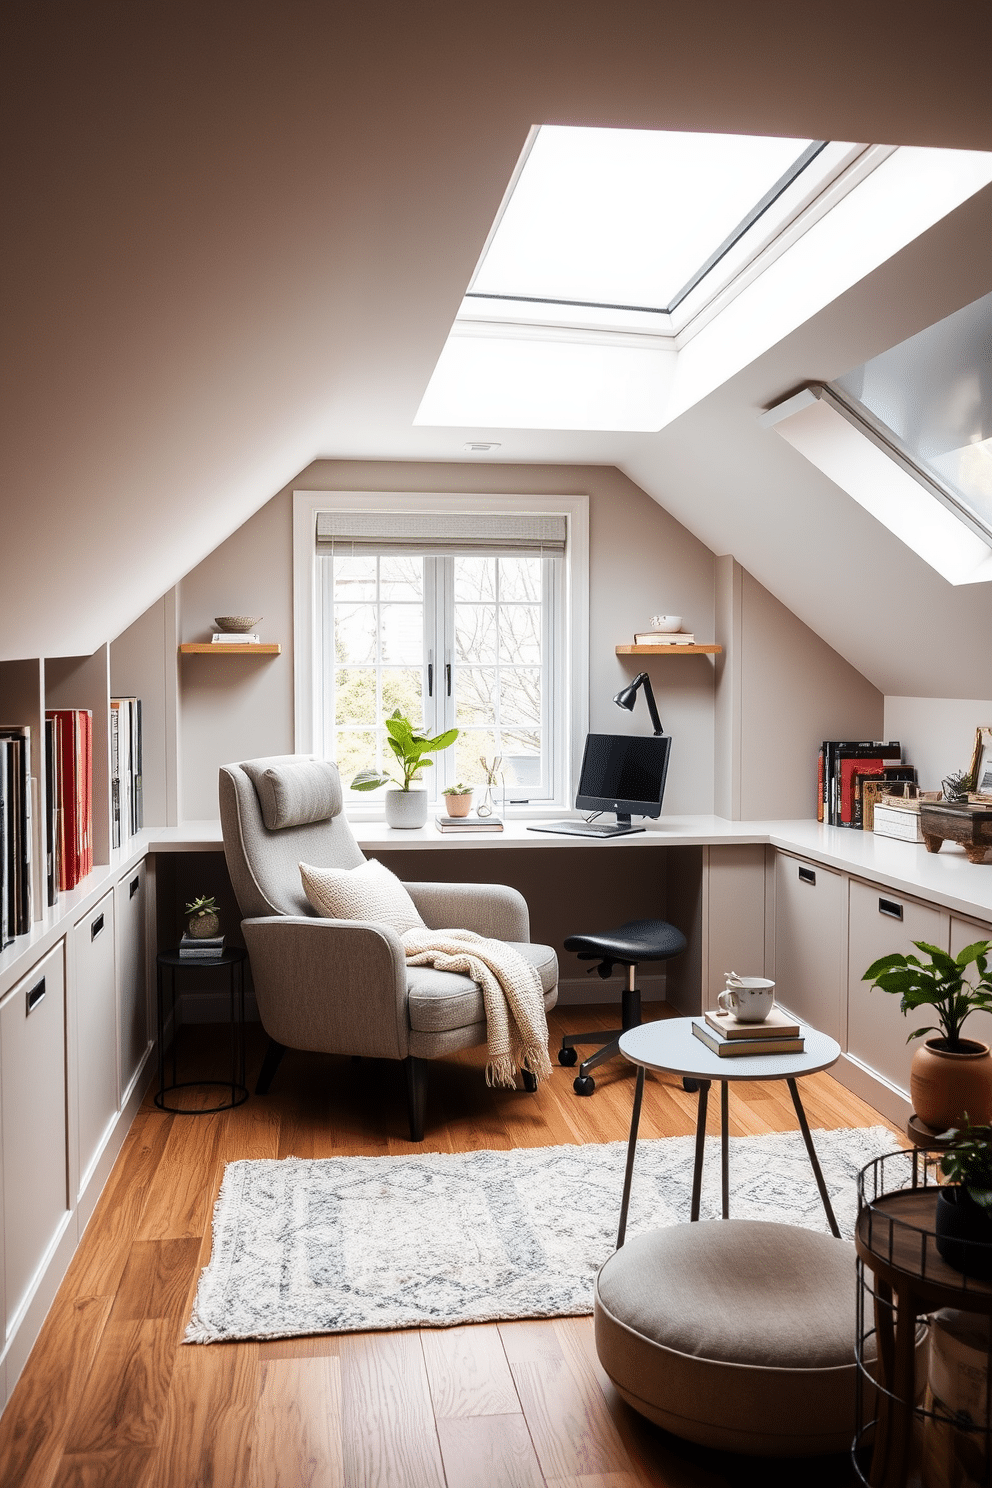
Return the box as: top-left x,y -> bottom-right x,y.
614,672 -> 663,734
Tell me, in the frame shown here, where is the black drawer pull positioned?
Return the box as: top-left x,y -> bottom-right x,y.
879,898 -> 903,921
798,866 -> 816,885
26,978 -> 46,1015
91,913 -> 105,940
130,875 -> 140,898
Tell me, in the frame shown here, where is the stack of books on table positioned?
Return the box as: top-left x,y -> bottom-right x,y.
633,631 -> 694,645
179,933 -> 226,960
435,815 -> 504,833
212,633 -> 260,644
691,1007 -> 804,1057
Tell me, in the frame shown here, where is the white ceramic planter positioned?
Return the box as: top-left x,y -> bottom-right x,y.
385,789 -> 428,829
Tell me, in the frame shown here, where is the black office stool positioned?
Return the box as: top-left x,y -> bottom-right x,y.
558,918 -> 687,1095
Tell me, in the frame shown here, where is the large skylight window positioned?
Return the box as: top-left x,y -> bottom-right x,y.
468,126 -> 822,315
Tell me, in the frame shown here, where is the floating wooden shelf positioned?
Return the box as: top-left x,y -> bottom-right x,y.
616,644 -> 722,655
179,643 -> 282,655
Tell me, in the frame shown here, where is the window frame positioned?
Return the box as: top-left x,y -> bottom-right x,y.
293,489 -> 589,817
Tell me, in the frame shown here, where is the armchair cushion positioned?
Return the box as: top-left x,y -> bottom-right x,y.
406,941 -> 558,1033
300,857 -> 426,936
243,756 -> 342,830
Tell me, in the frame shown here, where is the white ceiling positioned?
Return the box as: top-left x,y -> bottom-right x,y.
2,1 -> 990,693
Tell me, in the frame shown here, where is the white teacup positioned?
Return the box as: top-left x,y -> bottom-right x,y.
717,974 -> 776,1023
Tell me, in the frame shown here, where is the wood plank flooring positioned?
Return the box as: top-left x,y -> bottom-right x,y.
0,1006 -> 902,1488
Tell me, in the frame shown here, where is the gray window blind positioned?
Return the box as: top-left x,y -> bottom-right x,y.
315,510 -> 567,556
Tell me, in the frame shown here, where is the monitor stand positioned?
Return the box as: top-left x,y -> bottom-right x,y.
528,813 -> 647,839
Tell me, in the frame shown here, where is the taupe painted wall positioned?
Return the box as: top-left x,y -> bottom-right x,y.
177,460 -> 720,820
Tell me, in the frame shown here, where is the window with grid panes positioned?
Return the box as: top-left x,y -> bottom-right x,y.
316,550 -> 560,804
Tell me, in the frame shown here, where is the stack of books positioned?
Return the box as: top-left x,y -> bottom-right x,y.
816,740 -> 918,827
46,709 -> 93,893
110,696 -> 142,847
435,815 -> 504,833
179,933 -> 226,960
212,632 -> 260,644
0,723 -> 35,945
691,1007 -> 804,1057
633,631 -> 695,645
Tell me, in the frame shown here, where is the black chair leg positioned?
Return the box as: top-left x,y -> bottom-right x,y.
255,1038 -> 286,1094
405,1055 -> 428,1141
522,1069 -> 538,1093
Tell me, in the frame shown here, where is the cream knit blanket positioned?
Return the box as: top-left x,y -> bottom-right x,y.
402,928 -> 552,1089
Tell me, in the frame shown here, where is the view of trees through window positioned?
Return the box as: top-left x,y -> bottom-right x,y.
321,552 -> 551,798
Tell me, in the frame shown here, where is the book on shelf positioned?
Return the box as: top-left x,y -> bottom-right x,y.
46,709 -> 93,892
855,767 -> 917,831
632,632 -> 695,645
691,1018 -> 805,1057
212,633 -> 261,644
818,741 -> 903,827
179,933 -> 226,958
0,725 -> 33,938
435,815 -> 504,832
44,716 -> 58,906
110,697 -> 143,846
703,1006 -> 801,1040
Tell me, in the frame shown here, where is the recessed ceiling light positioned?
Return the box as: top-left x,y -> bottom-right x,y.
463,441 -> 501,452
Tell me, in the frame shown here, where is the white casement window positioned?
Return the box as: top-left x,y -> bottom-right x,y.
294,493 -> 589,813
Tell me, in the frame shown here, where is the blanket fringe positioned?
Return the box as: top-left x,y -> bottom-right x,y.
486,1055 -> 517,1089
520,1044 -> 553,1082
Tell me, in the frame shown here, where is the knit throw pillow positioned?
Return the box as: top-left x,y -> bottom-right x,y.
299,858 -> 425,935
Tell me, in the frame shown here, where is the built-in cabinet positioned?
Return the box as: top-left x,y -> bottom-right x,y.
772,853 -> 846,1043
72,890 -> 118,1199
116,864 -> 147,1104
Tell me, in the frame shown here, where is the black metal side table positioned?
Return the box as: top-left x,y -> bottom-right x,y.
155,945 -> 249,1112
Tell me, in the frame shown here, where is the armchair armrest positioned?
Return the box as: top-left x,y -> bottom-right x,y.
404,881 -> 530,941
242,916 -> 411,1060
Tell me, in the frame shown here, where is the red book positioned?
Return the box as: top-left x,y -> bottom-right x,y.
840,756 -> 884,825
81,709 -> 93,877
47,711 -> 76,889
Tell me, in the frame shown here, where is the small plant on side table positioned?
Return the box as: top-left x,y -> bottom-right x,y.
863,939 -> 992,1129
935,1120 -> 992,1278
186,894 -> 220,939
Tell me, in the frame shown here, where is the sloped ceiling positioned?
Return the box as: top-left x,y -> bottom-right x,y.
2,1 -> 990,693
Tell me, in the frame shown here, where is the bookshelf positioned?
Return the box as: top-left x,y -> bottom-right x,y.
616,644 -> 722,655
179,643 -> 281,654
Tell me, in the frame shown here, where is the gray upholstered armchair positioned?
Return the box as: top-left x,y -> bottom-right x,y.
219,755 -> 558,1140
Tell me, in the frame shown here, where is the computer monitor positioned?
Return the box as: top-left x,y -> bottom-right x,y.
575,732 -> 672,833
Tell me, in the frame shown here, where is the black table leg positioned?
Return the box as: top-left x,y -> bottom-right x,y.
787,1077 -> 841,1237
720,1079 -> 729,1219
690,1079 -> 711,1221
616,1065 -> 645,1249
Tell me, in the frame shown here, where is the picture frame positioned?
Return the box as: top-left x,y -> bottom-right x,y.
969,724 -> 992,801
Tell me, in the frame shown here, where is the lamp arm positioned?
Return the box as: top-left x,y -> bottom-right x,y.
640,674 -> 664,735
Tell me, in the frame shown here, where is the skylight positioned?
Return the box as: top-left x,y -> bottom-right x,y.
468,126 -> 822,315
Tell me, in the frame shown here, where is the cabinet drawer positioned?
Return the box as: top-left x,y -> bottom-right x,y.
772,853 -> 845,1042
73,889 -> 118,1191
115,864 -> 147,1101
847,879 -> 948,1095
1,943 -> 69,1336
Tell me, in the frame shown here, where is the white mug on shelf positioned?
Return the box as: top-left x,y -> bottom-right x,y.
718,972 -> 776,1023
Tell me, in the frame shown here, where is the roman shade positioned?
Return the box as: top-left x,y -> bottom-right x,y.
314,510 -> 567,556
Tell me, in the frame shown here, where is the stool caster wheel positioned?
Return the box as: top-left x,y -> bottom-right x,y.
558,1046 -> 577,1067
574,1075 -> 595,1096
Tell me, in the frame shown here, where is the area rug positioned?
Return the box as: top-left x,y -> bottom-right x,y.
186,1126 -> 899,1342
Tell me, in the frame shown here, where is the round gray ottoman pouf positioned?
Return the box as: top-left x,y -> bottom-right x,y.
595,1219 -> 861,1457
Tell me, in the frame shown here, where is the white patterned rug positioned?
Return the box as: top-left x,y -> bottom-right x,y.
186,1126 -> 898,1342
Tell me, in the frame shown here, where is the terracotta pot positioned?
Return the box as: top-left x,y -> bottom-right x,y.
187,911 -> 220,939
910,1036 -> 992,1130
444,793 -> 473,818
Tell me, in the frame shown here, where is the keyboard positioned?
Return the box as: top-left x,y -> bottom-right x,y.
527,820 -> 645,838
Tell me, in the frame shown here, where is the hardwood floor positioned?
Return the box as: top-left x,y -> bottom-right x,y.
0,1005 -> 902,1488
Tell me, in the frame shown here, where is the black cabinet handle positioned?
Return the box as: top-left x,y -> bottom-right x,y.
445,662 -> 451,697
91,913 -> 105,940
798,866 -> 816,885
879,898 -> 903,921
26,978 -> 46,1015
130,875 -> 140,898
427,660 -> 433,697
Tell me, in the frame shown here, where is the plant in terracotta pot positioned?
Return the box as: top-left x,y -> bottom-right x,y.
863,939 -> 992,1130
935,1121 -> 992,1279
442,783 -> 474,818
351,711 -> 458,829
186,894 -> 220,939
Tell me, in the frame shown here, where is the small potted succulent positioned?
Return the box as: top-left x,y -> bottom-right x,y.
863,939 -> 992,1130
442,783 -> 474,818
351,710 -> 458,828
935,1121 -> 992,1279
186,894 -> 220,939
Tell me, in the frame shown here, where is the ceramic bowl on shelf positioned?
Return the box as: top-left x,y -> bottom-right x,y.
214,615 -> 262,632
650,615 -> 682,632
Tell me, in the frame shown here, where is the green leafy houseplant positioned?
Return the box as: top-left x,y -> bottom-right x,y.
185,894 -> 219,921
350,711 -> 458,793
862,940 -> 992,1047
935,1121 -> 992,1279
939,1122 -> 992,1214
442,782 -> 473,797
